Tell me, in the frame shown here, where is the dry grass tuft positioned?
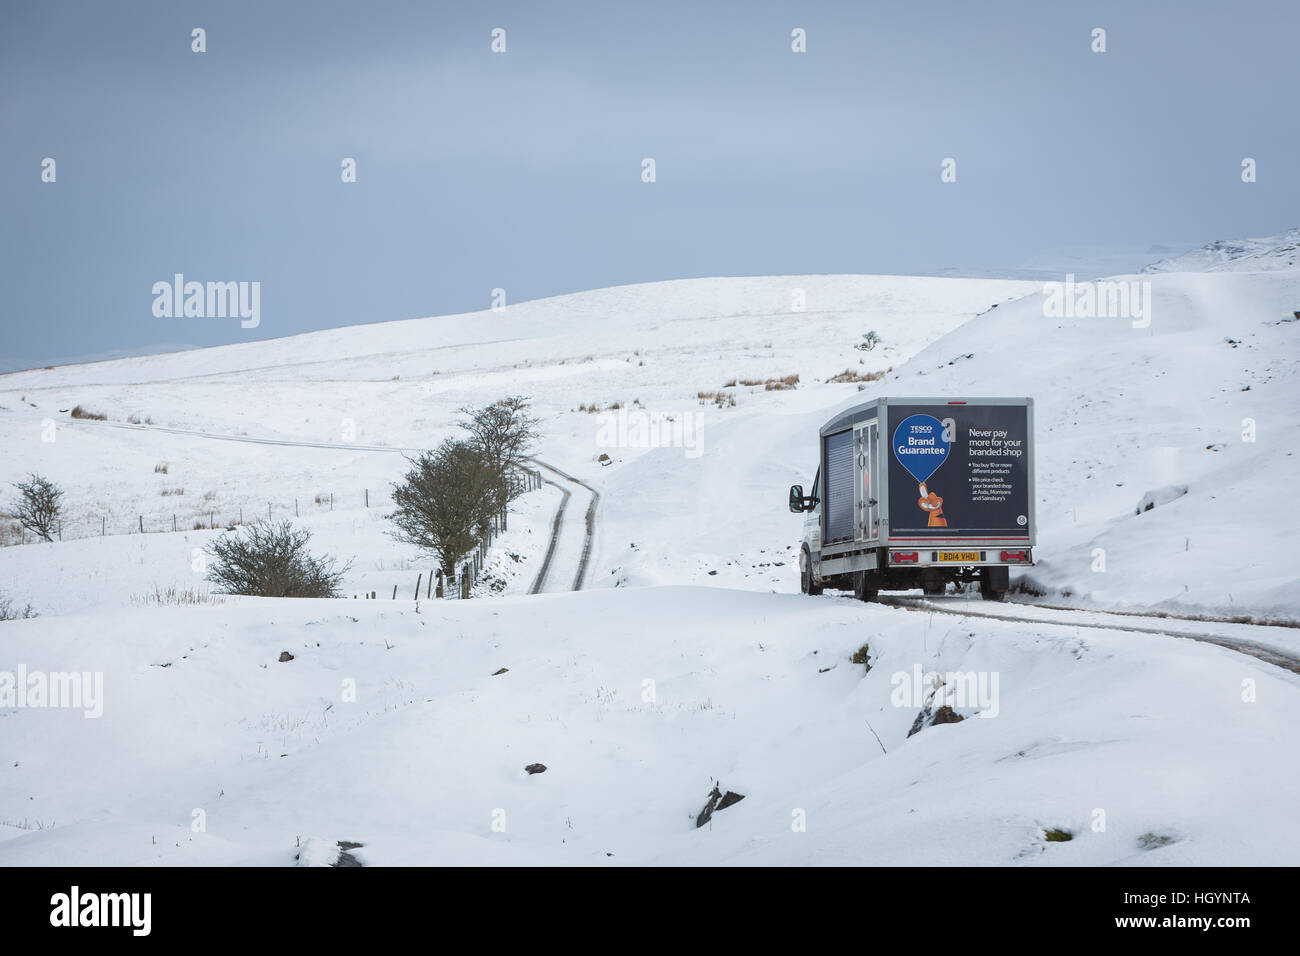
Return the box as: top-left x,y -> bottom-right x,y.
826,367 -> 886,384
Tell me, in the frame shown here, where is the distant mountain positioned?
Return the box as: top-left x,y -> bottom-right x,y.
1143,227 -> 1300,273
0,343 -> 200,375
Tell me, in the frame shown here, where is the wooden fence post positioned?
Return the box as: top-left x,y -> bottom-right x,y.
139,515 -> 143,533
392,584 -> 397,600
415,573 -> 422,601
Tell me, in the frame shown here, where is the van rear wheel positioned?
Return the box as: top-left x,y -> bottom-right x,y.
853,570 -> 879,603
980,566 -> 1009,601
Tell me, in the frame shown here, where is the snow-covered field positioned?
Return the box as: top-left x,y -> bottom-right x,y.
1,587 -> 1293,866
1,247 -> 1298,866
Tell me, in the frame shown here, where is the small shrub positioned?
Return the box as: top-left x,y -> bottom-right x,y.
160,487 -> 184,496
206,520 -> 350,598
851,643 -> 871,669
1043,828 -> 1073,843
0,593 -> 38,621
154,463 -> 169,474
127,414 -> 142,424
1137,832 -> 1176,850
69,405 -> 106,421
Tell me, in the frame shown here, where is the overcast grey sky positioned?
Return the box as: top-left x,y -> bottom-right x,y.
1,0 -> 1296,369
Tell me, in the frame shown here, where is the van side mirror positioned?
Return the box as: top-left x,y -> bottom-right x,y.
789,484 -> 805,513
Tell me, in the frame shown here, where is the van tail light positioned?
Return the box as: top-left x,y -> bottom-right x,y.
1000,550 -> 1028,563
892,551 -> 919,564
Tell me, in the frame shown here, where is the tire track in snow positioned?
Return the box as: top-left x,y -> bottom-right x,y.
528,478 -> 571,595
525,457 -> 599,592
878,595 -> 1300,675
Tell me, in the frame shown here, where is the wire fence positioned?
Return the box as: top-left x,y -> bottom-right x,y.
2,490 -> 386,546
2,470 -> 545,548
2,469 -> 547,602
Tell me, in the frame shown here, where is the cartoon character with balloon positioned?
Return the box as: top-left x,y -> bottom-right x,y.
892,413 -> 952,529
916,482 -> 947,527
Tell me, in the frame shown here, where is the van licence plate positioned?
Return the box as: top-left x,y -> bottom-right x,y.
938,551 -> 981,562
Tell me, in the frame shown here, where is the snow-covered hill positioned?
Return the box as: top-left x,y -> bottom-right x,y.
2,253 -> 1298,867
1143,226 -> 1300,274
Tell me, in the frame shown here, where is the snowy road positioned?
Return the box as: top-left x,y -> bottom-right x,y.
879,594 -> 1300,674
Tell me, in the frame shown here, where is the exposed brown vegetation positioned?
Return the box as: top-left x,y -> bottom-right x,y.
826,367 -> 886,384
697,391 -> 736,407
725,374 -> 800,391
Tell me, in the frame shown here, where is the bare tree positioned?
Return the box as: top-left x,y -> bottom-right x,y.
389,439 -> 500,579
205,520 -> 350,597
457,396 -> 539,512
11,474 -> 63,542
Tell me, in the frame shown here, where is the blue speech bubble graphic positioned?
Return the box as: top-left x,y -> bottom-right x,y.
892,414 -> 950,484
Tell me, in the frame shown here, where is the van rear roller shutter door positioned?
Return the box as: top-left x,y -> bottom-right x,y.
824,429 -> 854,543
